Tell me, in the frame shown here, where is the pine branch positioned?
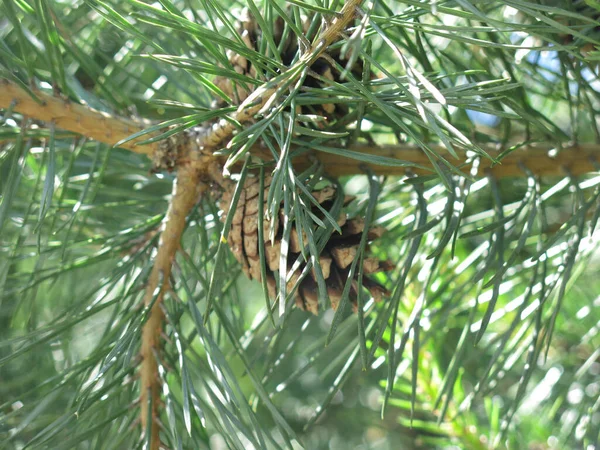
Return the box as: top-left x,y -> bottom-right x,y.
283,143 -> 600,178
139,163 -> 207,450
3,78 -> 599,179
0,78 -> 157,155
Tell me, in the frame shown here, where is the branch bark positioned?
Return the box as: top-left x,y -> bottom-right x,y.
0,78 -> 157,155
281,143 -> 600,178
139,163 -> 206,450
2,78 -> 599,179
135,6 -> 365,446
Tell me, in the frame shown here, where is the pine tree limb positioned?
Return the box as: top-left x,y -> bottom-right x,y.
1,71 -> 598,181
3,78 -> 600,179
139,163 -> 206,450
277,143 -> 600,178
0,78 -> 157,154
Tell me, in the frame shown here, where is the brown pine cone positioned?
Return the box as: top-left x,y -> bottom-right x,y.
214,8 -> 364,122
220,174 -> 392,315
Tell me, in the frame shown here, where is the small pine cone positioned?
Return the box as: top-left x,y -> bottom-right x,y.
220,174 -> 392,315
214,8 -> 364,122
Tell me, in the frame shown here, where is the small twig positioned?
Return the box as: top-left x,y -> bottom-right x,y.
192,0 -> 364,152
135,7 -> 365,446
273,143 -> 600,179
138,163 -> 207,450
0,78 -> 156,154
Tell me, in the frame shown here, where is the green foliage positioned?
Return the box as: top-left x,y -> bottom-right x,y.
1,0 -> 600,449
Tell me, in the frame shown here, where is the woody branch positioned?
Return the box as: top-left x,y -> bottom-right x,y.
1,78 -> 598,179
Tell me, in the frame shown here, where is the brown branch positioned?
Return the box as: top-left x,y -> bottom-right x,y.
280,143 -> 600,178
3,78 -> 600,179
139,163 -> 207,450
0,78 -> 157,155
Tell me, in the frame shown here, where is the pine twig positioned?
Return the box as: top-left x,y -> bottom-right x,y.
135,5 -> 364,445
0,78 -> 157,154
277,143 -> 600,178
139,163 -> 207,450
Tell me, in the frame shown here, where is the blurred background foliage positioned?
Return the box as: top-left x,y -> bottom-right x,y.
1,0 -> 600,449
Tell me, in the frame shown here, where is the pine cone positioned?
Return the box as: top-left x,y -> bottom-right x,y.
214,8 -> 364,122
220,174 -> 391,315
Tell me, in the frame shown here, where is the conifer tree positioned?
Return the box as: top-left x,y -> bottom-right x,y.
1,1 -> 600,449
